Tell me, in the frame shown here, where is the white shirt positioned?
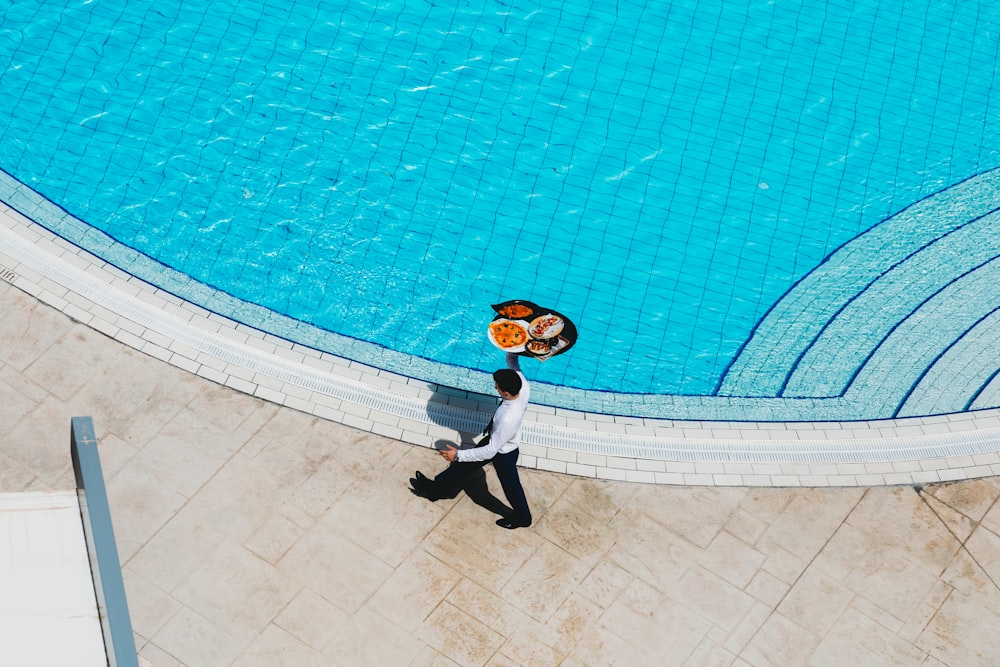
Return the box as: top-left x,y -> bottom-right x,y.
456,358 -> 529,463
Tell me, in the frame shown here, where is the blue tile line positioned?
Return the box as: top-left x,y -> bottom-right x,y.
718,167 -> 1000,398
839,257 -> 1000,407
783,216 -> 1000,398
898,306 -> 1000,417
780,208 -> 1000,398
968,367 -> 1000,412
719,168 -> 1000,396
906,314 -> 1000,415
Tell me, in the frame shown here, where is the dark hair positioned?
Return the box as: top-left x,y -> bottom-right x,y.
493,368 -> 522,395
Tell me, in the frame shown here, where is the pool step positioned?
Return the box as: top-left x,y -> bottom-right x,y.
784,213 -> 1000,402
719,167 -> 1000,418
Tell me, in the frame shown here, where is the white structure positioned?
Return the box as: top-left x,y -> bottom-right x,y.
0,491 -> 107,666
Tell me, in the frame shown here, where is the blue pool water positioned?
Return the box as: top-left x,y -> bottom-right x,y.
1,0 -> 999,405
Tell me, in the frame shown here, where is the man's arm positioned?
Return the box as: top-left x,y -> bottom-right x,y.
443,353 -> 522,463
451,426 -> 506,463
506,352 -> 521,373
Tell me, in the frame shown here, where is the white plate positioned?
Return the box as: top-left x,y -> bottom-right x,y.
487,319 -> 530,352
528,314 -> 564,339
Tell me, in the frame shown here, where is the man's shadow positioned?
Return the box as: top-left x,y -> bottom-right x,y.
426,435 -> 512,519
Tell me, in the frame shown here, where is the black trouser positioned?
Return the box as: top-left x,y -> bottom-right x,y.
433,448 -> 532,526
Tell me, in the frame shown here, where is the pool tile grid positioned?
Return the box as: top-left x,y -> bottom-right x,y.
3,201 -> 1000,487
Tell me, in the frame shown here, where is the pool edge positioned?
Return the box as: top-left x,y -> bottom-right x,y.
3,200 -> 999,487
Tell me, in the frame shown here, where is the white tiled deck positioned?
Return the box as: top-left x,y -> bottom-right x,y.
0,492 -> 107,666
2,200 -> 999,487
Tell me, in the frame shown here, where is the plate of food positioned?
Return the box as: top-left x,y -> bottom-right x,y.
524,338 -> 551,357
487,318 -> 531,352
488,300 -> 577,360
528,313 -> 564,339
492,300 -> 537,320
525,335 -> 570,359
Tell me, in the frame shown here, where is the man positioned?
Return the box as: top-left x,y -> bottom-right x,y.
411,353 -> 532,529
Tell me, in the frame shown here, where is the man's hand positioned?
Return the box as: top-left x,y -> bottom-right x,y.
439,445 -> 458,462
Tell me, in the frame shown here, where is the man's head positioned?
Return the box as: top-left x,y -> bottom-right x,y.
493,368 -> 522,398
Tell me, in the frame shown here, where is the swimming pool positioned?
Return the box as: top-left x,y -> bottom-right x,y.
1,0 -> 999,419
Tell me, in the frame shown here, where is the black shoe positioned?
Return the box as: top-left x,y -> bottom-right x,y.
410,486 -> 439,501
410,473 -> 441,501
495,518 -> 529,530
409,481 -> 437,500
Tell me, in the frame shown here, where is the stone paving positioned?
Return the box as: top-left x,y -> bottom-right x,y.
4,281 -> 1000,665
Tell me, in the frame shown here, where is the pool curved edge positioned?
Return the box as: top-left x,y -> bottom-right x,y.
3,199 -> 999,487
4,166 -> 1000,422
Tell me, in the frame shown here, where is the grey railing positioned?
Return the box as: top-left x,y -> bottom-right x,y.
71,416 -> 138,667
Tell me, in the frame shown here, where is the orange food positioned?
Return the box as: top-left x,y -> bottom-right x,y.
489,320 -> 529,349
499,303 -> 533,319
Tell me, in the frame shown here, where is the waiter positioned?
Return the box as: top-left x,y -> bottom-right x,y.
410,353 -> 532,529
